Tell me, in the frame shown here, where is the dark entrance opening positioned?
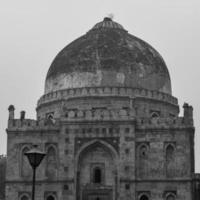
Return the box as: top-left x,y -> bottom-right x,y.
94,168 -> 102,183
47,196 -> 55,200
140,195 -> 149,200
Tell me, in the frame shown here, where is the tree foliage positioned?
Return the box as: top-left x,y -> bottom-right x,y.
0,155 -> 6,200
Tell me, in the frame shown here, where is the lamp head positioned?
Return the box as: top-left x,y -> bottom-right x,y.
25,145 -> 46,168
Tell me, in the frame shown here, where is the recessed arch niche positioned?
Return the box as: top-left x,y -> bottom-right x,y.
76,140 -> 118,200
46,145 -> 58,179
21,146 -> 31,177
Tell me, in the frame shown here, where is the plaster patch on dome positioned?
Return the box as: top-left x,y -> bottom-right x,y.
116,73 -> 125,84
148,47 -> 159,57
138,64 -> 146,78
45,71 -> 103,94
159,78 -> 172,94
126,38 -> 145,51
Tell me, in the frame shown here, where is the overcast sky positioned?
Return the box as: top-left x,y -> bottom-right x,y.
0,0 -> 200,171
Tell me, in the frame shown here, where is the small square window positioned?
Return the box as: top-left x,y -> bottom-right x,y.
102,128 -> 107,134
115,128 -> 120,134
65,138 -> 69,143
74,129 -> 79,134
125,148 -> 130,154
95,128 -> 99,134
125,128 -> 130,133
125,183 -> 130,190
65,150 -> 68,155
125,166 -> 130,171
64,167 -> 68,172
63,184 -> 69,190
65,129 -> 69,134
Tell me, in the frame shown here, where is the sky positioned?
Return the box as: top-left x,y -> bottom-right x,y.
0,0 -> 200,171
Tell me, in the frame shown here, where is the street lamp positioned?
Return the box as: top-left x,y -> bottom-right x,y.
25,145 -> 46,200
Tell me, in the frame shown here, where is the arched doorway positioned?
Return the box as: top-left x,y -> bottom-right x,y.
46,196 -> 55,200
140,194 -> 149,200
166,194 -> 175,200
76,141 -> 117,200
21,195 -> 29,200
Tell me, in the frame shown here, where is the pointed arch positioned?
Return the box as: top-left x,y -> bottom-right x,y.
21,146 -> 31,177
46,195 -> 55,200
76,139 -> 118,163
166,144 -> 175,161
76,140 -> 118,200
21,196 -> 29,200
19,193 -> 30,200
166,193 -> 176,200
140,194 -> 149,200
46,145 -> 58,179
137,143 -> 149,178
166,144 -> 175,177
151,112 -> 159,118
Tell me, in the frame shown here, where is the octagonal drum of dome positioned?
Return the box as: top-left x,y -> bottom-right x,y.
45,17 -> 172,95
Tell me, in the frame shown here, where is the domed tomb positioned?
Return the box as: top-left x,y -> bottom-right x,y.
45,17 -> 172,95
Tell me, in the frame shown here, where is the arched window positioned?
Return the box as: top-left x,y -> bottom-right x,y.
46,195 -> 55,200
46,114 -> 55,125
21,195 -> 29,200
140,194 -> 149,200
151,112 -> 159,118
46,146 -> 57,179
140,145 -> 148,157
93,167 -> 102,183
166,144 -> 175,177
138,144 -> 149,178
48,114 -> 53,120
166,145 -> 174,161
21,146 -> 31,177
166,194 -> 175,200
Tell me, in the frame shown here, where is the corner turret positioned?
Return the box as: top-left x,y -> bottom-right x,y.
183,103 -> 193,125
8,105 -> 15,120
20,111 -> 25,120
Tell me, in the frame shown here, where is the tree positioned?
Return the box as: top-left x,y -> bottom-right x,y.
0,155 -> 6,200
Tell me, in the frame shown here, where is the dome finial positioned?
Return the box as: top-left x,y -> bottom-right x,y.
104,13 -> 114,21
108,13 -> 114,20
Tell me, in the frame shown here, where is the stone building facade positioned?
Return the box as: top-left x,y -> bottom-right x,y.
5,17 -> 200,200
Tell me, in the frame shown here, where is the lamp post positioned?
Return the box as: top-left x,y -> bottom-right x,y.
25,145 -> 46,200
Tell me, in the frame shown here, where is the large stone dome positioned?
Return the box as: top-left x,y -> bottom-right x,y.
45,17 -> 172,95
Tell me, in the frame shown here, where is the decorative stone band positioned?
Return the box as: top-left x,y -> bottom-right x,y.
64,108 -> 135,121
37,87 -> 178,108
7,115 -> 193,130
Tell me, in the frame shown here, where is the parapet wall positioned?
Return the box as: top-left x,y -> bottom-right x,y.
0,155 -> 6,160
7,113 -> 193,130
7,118 -> 59,130
136,116 -> 194,129
37,87 -> 178,109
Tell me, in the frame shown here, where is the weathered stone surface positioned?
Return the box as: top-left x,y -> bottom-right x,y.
45,18 -> 171,95
5,17 -> 199,200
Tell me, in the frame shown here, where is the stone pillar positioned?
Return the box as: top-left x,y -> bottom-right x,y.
8,105 -> 15,120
